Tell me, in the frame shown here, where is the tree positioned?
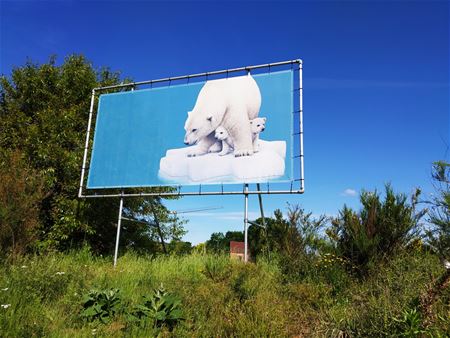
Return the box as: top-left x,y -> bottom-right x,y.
205,231 -> 244,253
0,55 -> 185,254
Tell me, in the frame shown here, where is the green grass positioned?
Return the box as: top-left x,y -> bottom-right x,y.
0,248 -> 448,337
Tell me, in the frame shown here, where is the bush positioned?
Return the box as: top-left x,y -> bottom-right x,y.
329,184 -> 425,274
427,161 -> 450,261
0,150 -> 44,258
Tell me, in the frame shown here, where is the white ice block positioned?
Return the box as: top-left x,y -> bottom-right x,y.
158,139 -> 286,184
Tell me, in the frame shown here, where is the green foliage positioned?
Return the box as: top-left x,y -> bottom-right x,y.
427,161 -> 450,260
205,231 -> 244,253
393,308 -> 426,337
329,184 -> 425,274
81,288 -> 123,323
0,250 -> 447,337
130,284 -> 184,330
168,240 -> 192,255
0,150 -> 44,258
0,55 -> 186,254
201,255 -> 232,282
249,205 -> 327,280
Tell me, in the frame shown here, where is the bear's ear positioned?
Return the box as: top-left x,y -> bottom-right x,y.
207,115 -> 213,122
262,117 -> 267,122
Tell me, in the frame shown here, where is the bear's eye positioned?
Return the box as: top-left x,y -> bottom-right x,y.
192,128 -> 197,132
220,132 -> 223,134
257,125 -> 260,127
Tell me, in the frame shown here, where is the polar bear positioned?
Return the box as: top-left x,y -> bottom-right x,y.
183,74 -> 261,157
214,126 -> 233,156
250,117 -> 266,153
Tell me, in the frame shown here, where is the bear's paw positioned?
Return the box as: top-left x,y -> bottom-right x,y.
234,148 -> 254,157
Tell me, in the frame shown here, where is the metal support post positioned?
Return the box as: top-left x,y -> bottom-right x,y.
244,184 -> 249,262
113,196 -> 124,267
256,183 -> 266,228
78,89 -> 96,198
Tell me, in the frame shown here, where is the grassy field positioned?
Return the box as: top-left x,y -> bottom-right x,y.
0,248 -> 448,337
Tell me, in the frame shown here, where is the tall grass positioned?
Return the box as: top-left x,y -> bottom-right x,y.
0,247 -> 448,337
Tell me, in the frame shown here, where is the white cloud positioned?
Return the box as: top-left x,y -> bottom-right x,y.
341,188 -> 357,197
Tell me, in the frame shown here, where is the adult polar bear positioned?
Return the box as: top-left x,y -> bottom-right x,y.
183,74 -> 261,157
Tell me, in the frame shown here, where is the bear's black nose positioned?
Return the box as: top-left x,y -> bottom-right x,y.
184,141 -> 189,145
262,127 -> 265,131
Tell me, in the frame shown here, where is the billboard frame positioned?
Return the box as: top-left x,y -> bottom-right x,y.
78,59 -> 304,198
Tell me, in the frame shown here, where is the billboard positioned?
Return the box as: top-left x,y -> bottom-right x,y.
86,70 -> 294,189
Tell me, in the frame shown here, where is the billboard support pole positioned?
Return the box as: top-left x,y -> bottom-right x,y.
244,184 -> 249,262
113,195 -> 124,267
256,183 -> 266,228
78,89 -> 96,198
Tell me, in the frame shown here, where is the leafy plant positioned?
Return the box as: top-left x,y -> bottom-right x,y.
130,284 -> 183,330
393,308 -> 426,337
81,288 -> 123,323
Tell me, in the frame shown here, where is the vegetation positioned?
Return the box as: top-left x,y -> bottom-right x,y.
1,56 -> 449,336
427,161 -> 450,261
0,55 -> 185,256
0,248 -> 448,337
329,185 -> 425,275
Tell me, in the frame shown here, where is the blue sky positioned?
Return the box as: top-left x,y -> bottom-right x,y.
1,1 -> 449,244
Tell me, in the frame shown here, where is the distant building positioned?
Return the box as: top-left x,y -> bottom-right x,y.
230,241 -> 249,261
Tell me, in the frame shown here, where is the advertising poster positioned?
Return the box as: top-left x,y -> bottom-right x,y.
87,70 -> 293,188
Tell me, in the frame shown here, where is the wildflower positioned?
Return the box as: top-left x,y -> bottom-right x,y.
1,288 -> 8,291
1,304 -> 11,309
55,272 -> 65,275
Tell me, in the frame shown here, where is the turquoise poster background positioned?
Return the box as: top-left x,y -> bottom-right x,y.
87,70 -> 293,188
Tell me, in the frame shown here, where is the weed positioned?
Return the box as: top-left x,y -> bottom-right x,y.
129,284 -> 183,330
81,288 -> 123,323
393,308 -> 426,337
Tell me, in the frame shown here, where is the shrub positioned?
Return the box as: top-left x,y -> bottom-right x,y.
426,161 -> 450,261
329,184 -> 425,274
0,150 -> 44,258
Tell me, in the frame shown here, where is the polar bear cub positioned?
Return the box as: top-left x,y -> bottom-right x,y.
214,117 -> 266,156
250,117 -> 266,153
214,126 -> 233,156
